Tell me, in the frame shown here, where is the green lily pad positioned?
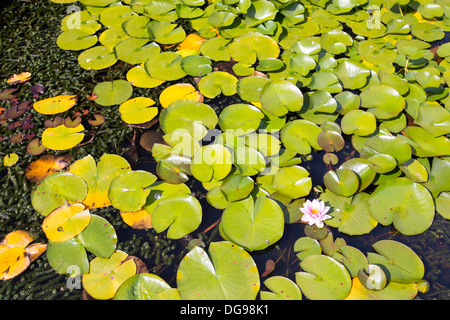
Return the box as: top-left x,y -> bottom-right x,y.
148,20 -> 186,44
368,177 -> 435,235
159,99 -> 218,140
190,144 -> 232,182
99,5 -> 135,28
260,80 -> 304,117
333,245 -> 369,278
320,190 -> 378,235
219,174 -> 255,202
156,154 -> 191,184
399,158 -> 429,183
46,214 -> 117,275
180,55 -> 212,77
360,84 -> 405,119
126,66 -> 165,89
321,30 -> 353,55
301,90 -> 338,125
218,104 -> 264,134
402,126 -> 450,157
294,237 -> 322,261
108,171 -> 158,212
360,135 -> 412,166
60,10 -> 101,32
56,28 -> 98,51
414,104 -> 450,137
422,156 -> 450,198
177,241 -> 260,299
114,39 -> 160,65
228,32 -> 280,65
221,195 -> 284,251
295,254 -> 351,300
357,264 -> 387,291
270,165 -> 312,199
260,276 -> 302,300
308,71 -> 342,94
82,250 -> 137,300
280,119 -> 322,155
233,146 -> 267,176
411,22 -> 445,42
199,37 -> 231,61
93,80 -> 133,107
367,240 -> 425,284
339,158 -> 377,192
144,52 -> 187,81
31,172 -> 88,216
197,71 -> 238,99
151,193 -> 202,239
333,60 -> 370,90
436,192 -> 450,219
257,58 -> 284,72
114,273 -> 180,300
341,109 -> 377,136
119,97 -> 158,125
236,76 -> 272,102
323,169 -> 360,197
98,28 -> 130,50
122,15 -> 151,38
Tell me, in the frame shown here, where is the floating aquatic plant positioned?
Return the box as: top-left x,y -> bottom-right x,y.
3,0 -> 449,300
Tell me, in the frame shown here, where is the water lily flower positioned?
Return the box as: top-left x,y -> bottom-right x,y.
300,199 -> 332,228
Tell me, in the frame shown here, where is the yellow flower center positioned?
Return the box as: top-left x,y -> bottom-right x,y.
311,208 -> 320,215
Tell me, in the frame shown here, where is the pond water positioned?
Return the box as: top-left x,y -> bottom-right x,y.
0,0 -> 449,301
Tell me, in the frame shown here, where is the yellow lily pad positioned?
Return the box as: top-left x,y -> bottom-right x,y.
33,95 -> 77,115
3,153 -> 19,167
126,66 -> 165,89
41,124 -> 85,150
120,208 -> 153,229
159,83 -> 203,108
42,203 -> 91,242
6,72 -> 31,84
119,97 -> 158,124
68,154 -> 131,209
0,230 -> 46,280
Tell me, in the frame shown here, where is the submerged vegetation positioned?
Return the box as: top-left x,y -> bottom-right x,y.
0,0 -> 449,300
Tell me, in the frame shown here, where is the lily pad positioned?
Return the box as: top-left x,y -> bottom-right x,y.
144,52 -> 187,81
31,172 -> 88,216
108,171 -> 158,212
197,71 -> 238,99
93,80 -> 133,107
221,195 -> 284,251
176,241 -> 260,300
259,80 -> 304,117
295,254 -> 352,300
33,95 -> 77,115
323,169 -> 360,197
160,99 -> 218,140
56,28 -> 98,51
78,46 -> 117,71
368,177 -> 435,235
119,97 -> 158,125
280,119 -> 322,155
41,124 -> 85,151
68,154 -> 132,209
260,276 -> 302,300
82,250 -> 137,300
320,190 -> 378,235
114,39 -> 160,65
190,144 -> 232,182
126,66 -> 165,89
333,60 -> 370,90
218,104 -> 264,134
294,237 -> 322,261
151,193 -> 202,239
228,32 -> 280,65
148,20 -> 186,45
367,240 -> 425,284
42,203 -> 91,243
114,273 -> 179,300
180,55 -> 212,77
341,110 -> 377,136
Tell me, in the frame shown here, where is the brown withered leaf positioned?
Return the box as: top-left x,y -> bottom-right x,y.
25,154 -> 72,183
